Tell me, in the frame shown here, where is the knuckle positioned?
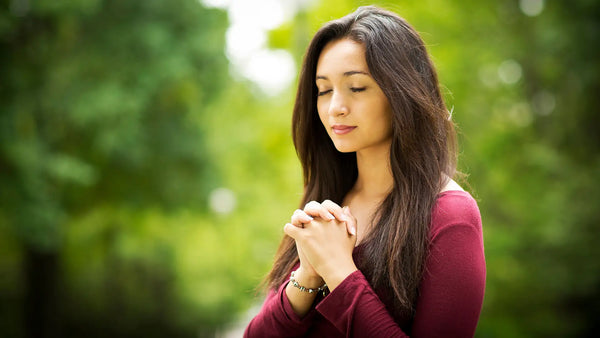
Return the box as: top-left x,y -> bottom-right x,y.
321,199 -> 339,210
304,201 -> 320,209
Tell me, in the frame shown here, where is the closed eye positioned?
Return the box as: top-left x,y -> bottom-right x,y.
351,87 -> 366,93
317,89 -> 332,96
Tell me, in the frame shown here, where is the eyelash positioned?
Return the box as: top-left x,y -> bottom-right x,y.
317,87 -> 366,96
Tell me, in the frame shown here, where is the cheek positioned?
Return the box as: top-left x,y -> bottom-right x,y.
373,102 -> 393,136
317,104 -> 328,126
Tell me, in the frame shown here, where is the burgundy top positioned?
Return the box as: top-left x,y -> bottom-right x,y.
245,190 -> 486,337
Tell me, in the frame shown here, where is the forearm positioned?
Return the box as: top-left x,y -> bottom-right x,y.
319,259 -> 358,292
316,270 -> 409,337
244,277 -> 316,338
284,267 -> 324,317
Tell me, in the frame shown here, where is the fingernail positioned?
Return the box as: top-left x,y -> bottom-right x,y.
307,216 -> 314,220
343,206 -> 350,215
327,213 -> 335,220
350,226 -> 356,236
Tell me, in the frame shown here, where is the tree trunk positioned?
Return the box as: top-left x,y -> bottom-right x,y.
24,247 -> 59,338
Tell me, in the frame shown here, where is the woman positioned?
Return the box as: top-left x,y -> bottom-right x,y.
245,6 -> 485,337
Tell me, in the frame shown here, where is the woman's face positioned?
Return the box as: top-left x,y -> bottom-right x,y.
315,38 -> 393,154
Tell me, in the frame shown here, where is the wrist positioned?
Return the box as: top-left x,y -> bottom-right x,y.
321,263 -> 358,292
289,270 -> 328,295
294,266 -> 324,288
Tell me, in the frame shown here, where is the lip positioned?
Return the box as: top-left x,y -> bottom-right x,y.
331,124 -> 356,135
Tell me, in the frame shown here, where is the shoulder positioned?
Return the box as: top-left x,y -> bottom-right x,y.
430,190 -> 482,238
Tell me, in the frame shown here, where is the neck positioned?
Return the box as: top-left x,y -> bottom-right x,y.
353,141 -> 394,199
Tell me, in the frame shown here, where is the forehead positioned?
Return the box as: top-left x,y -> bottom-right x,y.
316,38 -> 368,76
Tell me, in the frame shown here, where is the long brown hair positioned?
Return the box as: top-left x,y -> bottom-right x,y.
267,5 -> 457,320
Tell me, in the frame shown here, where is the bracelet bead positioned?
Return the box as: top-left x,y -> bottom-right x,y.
289,270 -> 328,296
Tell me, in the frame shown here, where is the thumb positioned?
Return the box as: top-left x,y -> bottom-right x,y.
343,206 -> 357,236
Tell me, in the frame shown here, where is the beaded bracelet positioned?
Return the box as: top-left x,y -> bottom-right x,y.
289,270 -> 328,295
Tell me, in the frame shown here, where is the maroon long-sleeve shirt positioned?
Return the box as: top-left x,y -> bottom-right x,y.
245,190 -> 485,337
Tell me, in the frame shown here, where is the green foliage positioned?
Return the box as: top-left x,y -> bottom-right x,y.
0,0 -> 237,336
0,0 -> 229,250
0,0 -> 598,337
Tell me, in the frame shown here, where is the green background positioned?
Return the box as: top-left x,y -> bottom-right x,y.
1,0 -> 598,337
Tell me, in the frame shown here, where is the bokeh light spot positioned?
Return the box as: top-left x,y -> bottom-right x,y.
519,0 -> 545,17
498,59 -> 523,85
209,188 -> 237,214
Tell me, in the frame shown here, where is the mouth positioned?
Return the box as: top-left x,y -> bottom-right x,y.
331,125 -> 357,135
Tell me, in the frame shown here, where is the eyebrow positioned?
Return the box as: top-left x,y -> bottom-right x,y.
316,70 -> 369,80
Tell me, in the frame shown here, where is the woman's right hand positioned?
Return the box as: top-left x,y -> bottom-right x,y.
290,209 -> 321,279
289,201 -> 356,279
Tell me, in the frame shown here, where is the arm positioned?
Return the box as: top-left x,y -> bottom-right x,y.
244,275 -> 318,338
411,222 -> 486,337
285,266 -> 324,317
245,205 -> 334,337
316,270 -> 410,337
315,221 -> 485,337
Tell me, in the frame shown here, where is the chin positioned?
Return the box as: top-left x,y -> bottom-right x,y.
332,142 -> 357,153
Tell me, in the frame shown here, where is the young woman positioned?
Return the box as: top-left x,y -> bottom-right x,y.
245,6 -> 485,337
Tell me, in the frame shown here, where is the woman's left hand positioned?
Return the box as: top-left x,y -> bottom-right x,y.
284,203 -> 358,291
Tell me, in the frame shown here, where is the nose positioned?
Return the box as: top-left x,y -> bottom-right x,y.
328,91 -> 349,117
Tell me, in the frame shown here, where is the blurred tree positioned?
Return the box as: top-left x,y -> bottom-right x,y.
0,0 -> 228,336
467,1 -> 600,336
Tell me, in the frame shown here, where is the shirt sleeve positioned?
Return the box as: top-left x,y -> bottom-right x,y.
411,221 -> 486,337
316,270 -> 410,337
243,278 -> 319,338
315,198 -> 485,337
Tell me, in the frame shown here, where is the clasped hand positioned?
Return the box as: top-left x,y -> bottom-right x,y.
283,200 -> 358,291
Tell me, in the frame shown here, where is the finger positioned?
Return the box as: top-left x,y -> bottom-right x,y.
291,209 -> 313,226
284,223 -> 301,239
304,200 -> 335,220
343,206 -> 357,236
321,199 -> 349,223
